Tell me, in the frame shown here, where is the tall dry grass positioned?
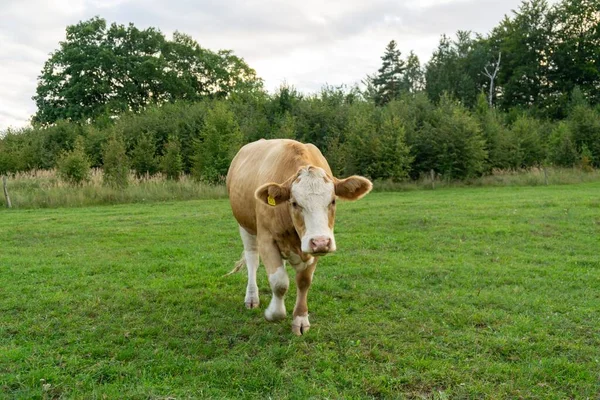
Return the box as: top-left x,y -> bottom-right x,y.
373,167 -> 600,191
0,169 -> 227,209
2,167 -> 599,209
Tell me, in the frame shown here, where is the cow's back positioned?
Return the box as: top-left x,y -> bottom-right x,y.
226,139 -> 332,234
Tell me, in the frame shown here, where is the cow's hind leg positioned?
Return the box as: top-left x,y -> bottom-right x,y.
239,226 -> 260,309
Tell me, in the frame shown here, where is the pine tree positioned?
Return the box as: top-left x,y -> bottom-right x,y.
102,132 -> 129,188
131,133 -> 158,178
161,137 -> 183,181
373,40 -> 406,106
191,102 -> 242,184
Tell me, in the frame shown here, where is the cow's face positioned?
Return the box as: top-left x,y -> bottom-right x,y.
256,166 -> 372,255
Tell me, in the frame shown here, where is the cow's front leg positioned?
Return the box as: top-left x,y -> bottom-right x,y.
292,259 -> 317,335
259,236 -> 288,322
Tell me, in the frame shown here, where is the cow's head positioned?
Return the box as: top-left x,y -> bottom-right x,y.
255,166 -> 372,255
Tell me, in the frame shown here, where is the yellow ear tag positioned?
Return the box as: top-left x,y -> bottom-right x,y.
267,195 -> 277,206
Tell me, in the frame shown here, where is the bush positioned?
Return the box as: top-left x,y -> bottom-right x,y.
56,137 -> 90,185
102,133 -> 129,188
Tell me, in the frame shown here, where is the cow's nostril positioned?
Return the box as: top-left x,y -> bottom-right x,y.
310,237 -> 331,252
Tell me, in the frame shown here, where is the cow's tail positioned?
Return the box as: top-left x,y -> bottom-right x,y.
225,252 -> 246,276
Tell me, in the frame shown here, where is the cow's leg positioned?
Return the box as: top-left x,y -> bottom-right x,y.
258,234 -> 288,322
239,226 -> 260,309
292,259 -> 317,335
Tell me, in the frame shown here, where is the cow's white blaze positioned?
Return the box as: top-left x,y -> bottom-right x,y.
291,167 -> 336,254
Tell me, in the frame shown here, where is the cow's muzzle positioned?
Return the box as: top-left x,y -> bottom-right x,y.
309,236 -> 332,254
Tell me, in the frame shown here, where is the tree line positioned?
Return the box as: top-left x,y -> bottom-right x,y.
2,87 -> 598,184
1,0 -> 599,186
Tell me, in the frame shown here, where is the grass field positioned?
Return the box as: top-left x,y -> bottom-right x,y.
1,183 -> 600,398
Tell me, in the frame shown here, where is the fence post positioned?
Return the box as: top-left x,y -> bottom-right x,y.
2,175 -> 12,208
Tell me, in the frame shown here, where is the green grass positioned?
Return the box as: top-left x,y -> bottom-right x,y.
1,183 -> 600,398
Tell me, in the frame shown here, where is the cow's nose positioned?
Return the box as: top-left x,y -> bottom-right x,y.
310,236 -> 331,253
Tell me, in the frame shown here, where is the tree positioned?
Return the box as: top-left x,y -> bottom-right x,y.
508,115 -> 546,168
102,132 -> 129,188
547,122 -> 578,167
424,31 -> 488,107
192,102 -> 242,183
568,102 -> 600,167
373,40 -> 406,105
408,95 -> 487,179
161,137 -> 183,181
402,51 -> 424,94
344,102 -> 412,180
483,52 -> 501,107
33,17 -> 263,124
547,0 -> 600,115
131,133 -> 158,178
489,0 -> 552,111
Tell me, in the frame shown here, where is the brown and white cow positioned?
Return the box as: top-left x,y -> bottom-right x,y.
226,139 -> 372,335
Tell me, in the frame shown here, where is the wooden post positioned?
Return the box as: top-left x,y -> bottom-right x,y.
430,169 -> 435,190
2,175 -> 11,208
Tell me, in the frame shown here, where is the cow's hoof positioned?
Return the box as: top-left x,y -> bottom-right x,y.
292,315 -> 310,335
245,293 -> 260,309
245,300 -> 259,309
264,308 -> 286,322
264,297 -> 286,321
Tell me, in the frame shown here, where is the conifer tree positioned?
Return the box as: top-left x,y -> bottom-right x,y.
373,40 -> 406,106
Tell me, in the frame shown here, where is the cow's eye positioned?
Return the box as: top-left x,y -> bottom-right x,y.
291,201 -> 299,208
331,199 -> 336,206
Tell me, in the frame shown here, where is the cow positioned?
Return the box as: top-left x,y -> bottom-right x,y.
226,139 -> 372,335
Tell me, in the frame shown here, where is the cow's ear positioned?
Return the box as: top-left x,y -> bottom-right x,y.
255,182 -> 291,206
334,176 -> 373,201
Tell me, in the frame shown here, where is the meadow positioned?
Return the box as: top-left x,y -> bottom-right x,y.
1,182 -> 600,398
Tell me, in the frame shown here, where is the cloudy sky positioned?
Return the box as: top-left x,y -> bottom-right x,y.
1,0 -> 535,131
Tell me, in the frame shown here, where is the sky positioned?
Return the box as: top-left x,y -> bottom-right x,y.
0,0 -> 538,131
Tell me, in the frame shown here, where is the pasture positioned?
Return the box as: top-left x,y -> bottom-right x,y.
1,183 -> 599,399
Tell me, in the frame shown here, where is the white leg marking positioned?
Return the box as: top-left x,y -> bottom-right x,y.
265,266 -> 288,322
292,315 -> 310,336
239,226 -> 260,309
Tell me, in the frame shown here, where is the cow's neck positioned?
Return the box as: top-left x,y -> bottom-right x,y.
273,228 -> 312,262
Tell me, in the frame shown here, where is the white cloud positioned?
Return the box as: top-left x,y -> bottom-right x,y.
0,0 -> 557,131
